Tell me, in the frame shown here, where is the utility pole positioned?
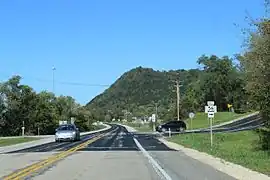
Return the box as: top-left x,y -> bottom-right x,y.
174,80 -> 183,121
155,103 -> 158,119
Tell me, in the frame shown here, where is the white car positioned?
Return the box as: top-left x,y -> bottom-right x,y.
55,124 -> 80,142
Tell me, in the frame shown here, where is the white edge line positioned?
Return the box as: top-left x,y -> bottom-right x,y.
133,137 -> 172,180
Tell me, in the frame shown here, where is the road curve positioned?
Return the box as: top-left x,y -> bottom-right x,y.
163,113 -> 265,136
0,124 -> 238,180
5,125 -> 118,154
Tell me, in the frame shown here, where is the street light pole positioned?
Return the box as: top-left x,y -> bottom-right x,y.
52,67 -> 56,93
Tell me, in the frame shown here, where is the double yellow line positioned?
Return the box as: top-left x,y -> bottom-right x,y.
3,134 -> 104,180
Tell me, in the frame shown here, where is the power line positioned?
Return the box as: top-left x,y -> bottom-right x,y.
0,71 -> 110,87
56,81 -> 110,87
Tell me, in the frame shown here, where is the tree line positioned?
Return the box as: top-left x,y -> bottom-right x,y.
87,10 -> 270,150
0,76 -> 97,136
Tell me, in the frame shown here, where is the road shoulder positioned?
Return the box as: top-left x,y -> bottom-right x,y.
159,137 -> 270,180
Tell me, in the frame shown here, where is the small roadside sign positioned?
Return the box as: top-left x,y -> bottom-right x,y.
71,117 -> 75,124
151,114 -> 156,132
208,112 -> 215,118
151,114 -> 156,122
205,106 -> 217,114
204,101 -> 217,148
189,112 -> 195,119
189,112 -> 195,130
207,101 -> 215,106
59,121 -> 68,125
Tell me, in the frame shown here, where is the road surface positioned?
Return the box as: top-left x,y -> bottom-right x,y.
162,113 -> 264,136
0,124 -> 236,180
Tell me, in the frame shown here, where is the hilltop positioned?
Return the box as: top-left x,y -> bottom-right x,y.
86,55 -> 248,122
86,66 -> 201,121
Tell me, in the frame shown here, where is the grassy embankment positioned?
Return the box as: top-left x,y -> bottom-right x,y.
0,137 -> 40,147
123,112 -> 254,132
168,112 -> 269,175
186,111 -> 254,129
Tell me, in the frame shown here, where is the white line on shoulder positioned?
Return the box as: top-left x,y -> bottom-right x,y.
133,137 -> 172,180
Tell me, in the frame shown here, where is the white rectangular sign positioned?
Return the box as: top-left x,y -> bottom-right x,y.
205,106 -> 217,113
151,114 -> 156,122
59,121 -> 67,125
71,117 -> 75,124
208,112 -> 214,118
207,101 -> 215,106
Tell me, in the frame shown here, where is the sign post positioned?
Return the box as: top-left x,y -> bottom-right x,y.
151,114 -> 156,131
71,117 -> 75,125
22,121 -> 25,137
188,112 -> 195,130
205,101 -> 217,149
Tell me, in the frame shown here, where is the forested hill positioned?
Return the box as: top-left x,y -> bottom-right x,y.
86,67 -> 201,120
86,55 -> 249,121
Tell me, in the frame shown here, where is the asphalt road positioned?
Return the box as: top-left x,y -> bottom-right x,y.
200,114 -> 264,132
5,125 -> 118,154
163,113 -> 264,136
208,114 -> 263,130
1,124 -> 236,180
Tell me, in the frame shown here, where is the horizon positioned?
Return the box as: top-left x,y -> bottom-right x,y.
0,0 -> 264,105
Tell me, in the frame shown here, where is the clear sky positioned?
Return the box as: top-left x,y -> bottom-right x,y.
0,0 -> 265,105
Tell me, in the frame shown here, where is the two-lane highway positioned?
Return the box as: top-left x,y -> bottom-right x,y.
0,124 -> 238,180
5,125 -> 119,154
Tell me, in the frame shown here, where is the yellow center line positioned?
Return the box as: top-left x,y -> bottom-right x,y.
3,134 -> 104,180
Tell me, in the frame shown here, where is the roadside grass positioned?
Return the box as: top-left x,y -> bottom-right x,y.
122,122 -> 153,132
120,111 -> 255,132
0,137 -> 40,147
168,131 -> 270,175
186,111 -> 255,129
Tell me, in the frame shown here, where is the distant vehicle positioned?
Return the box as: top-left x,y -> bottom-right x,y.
55,124 -> 80,142
156,120 -> 187,133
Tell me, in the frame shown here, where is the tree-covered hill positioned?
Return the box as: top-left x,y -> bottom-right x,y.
86,55 -> 249,121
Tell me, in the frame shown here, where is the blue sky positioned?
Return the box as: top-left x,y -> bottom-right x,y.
0,0 -> 265,105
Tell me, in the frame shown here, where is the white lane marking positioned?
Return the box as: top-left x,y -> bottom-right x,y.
133,138 -> 172,180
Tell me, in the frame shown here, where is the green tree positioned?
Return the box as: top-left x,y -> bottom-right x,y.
240,18 -> 270,150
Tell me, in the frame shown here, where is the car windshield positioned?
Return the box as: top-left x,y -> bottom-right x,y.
57,125 -> 75,131
166,121 -> 177,125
